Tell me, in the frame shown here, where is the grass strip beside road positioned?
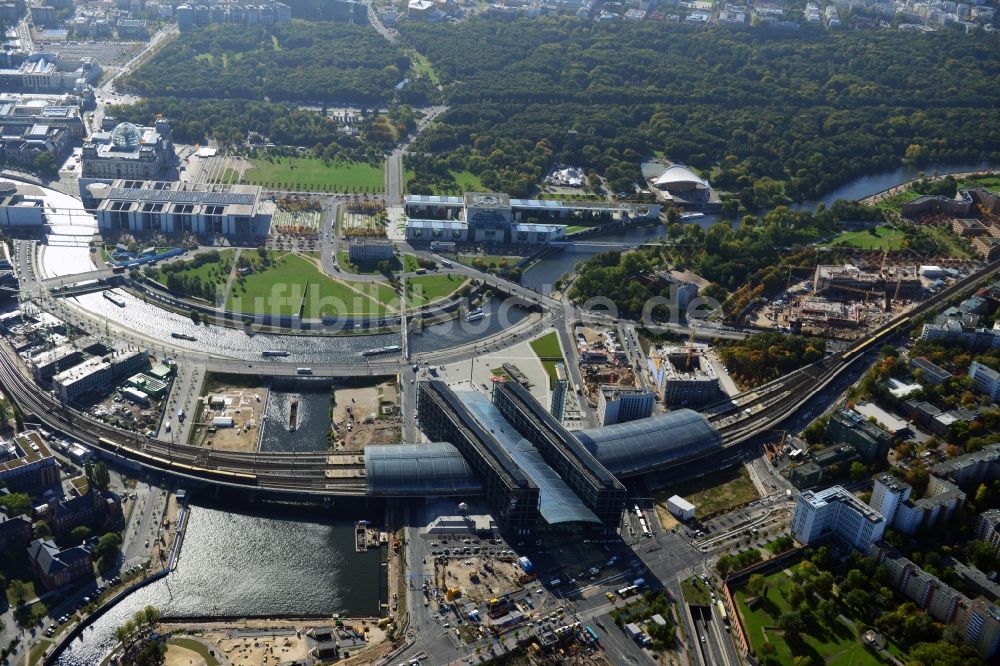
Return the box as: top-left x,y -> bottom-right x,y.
530,331 -> 564,389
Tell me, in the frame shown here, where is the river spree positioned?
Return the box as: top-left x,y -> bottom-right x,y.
523,161 -> 997,293
57,503 -> 383,665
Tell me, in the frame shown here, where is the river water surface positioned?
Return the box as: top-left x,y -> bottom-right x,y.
56,503 -> 383,665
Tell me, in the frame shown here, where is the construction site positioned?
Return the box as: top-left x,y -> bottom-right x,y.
751,260 -> 934,340
573,326 -> 641,409
646,343 -> 726,408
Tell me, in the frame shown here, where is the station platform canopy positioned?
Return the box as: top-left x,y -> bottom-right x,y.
575,409 -> 722,478
365,443 -> 482,496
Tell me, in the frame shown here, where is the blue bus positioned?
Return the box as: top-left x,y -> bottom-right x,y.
585,626 -> 600,643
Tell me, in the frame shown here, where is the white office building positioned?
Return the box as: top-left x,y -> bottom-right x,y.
970,361 -> 1000,401
89,180 -> 273,238
53,350 -> 147,402
792,485 -> 886,551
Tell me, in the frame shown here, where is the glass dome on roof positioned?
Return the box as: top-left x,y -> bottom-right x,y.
111,122 -> 141,148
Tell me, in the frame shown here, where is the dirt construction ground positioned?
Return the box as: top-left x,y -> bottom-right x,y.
331,381 -> 399,451
193,385 -> 267,452
165,643 -> 205,666
161,620 -> 389,666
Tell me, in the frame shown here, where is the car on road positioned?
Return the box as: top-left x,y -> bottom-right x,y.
606,592 -> 615,601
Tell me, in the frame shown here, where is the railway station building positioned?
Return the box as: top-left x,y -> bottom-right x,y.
378,380 -> 721,539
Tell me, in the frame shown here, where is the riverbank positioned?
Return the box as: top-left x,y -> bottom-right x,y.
859,168 -> 999,208
44,493 -> 190,665
53,501 -> 385,665
158,617 -> 392,666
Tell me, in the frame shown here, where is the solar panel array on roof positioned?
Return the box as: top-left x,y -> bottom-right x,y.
365,443 -> 482,495
406,219 -> 467,229
106,187 -> 255,206
575,409 -> 722,477
509,198 -> 564,208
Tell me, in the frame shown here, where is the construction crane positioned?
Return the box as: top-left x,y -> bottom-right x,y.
892,271 -> 904,306
786,268 -> 795,324
686,323 -> 697,370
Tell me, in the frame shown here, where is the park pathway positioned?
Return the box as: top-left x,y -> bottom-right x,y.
219,248 -> 242,307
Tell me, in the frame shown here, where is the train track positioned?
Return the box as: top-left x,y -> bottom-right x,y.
2,253 -> 998,493
709,258 -> 1000,447
0,341 -> 367,495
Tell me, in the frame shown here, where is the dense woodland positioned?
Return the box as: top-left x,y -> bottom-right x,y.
124,22 -> 411,104
401,19 -> 1000,200
107,98 -> 414,162
119,19 -> 1000,205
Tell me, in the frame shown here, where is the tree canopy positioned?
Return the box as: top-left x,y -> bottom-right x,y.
125,22 -> 411,105
401,18 -> 1000,200
0,492 -> 31,518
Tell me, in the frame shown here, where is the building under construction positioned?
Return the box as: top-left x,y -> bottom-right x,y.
798,299 -> 862,328
647,346 -> 722,407
813,264 -> 922,301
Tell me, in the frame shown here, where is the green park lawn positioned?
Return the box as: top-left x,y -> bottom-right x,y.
959,174 -> 1000,194
922,224 -> 974,259
240,157 -> 384,192
226,252 -> 392,318
408,49 -> 440,85
530,331 -> 565,387
149,249 -> 235,288
403,274 -> 466,307
735,566 -> 894,666
829,226 -> 906,251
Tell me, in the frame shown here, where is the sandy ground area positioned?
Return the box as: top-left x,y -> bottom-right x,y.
654,507 -> 680,531
212,633 -> 308,666
194,386 -> 267,451
160,620 -> 390,666
331,381 -> 399,451
165,644 -> 206,666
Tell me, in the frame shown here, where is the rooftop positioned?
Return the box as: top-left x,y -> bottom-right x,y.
0,431 -> 53,472
803,485 -> 885,524
495,380 -> 622,491
575,409 -> 721,477
458,390 -> 600,525
365,442 -> 482,495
